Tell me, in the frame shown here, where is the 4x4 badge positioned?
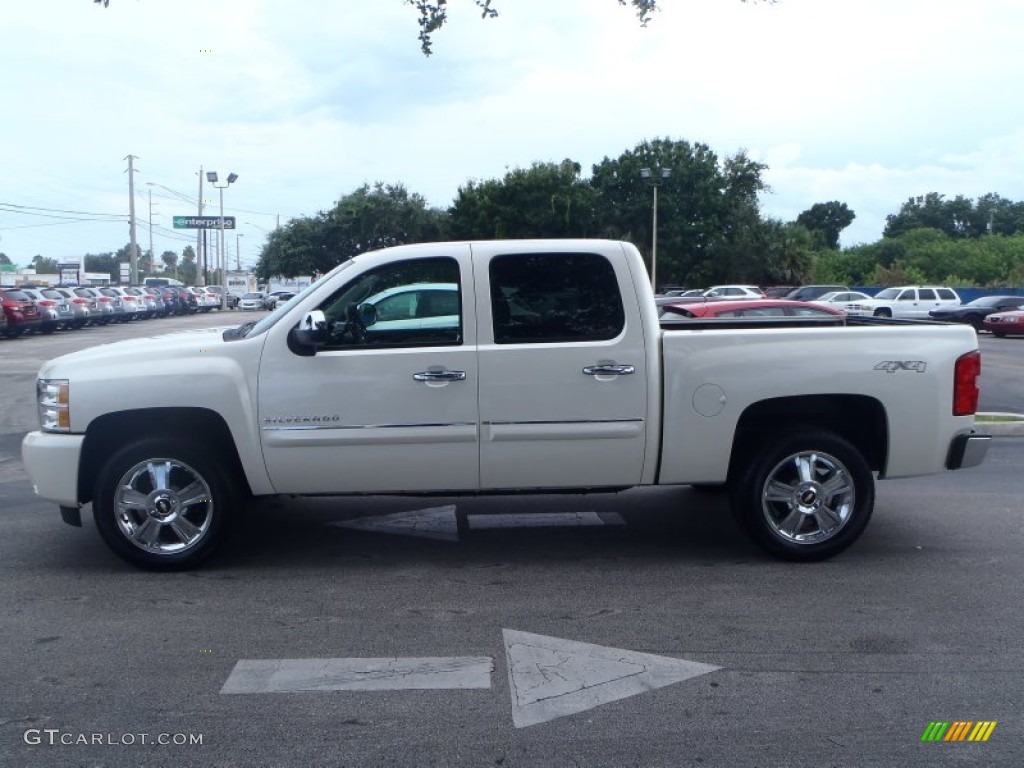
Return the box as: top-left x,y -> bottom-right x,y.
874,360 -> 927,373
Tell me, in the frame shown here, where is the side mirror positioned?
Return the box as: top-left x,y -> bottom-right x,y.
292,310 -> 328,349
356,302 -> 377,327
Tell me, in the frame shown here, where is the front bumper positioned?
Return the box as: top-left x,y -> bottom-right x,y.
21,430 -> 85,508
946,430 -> 992,470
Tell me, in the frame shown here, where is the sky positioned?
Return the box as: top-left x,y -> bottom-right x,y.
2,0 -> 1023,269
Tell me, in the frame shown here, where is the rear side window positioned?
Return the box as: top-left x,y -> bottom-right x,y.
918,289 -> 937,300
489,252 -> 624,344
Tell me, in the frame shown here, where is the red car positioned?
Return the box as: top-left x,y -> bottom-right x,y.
0,287 -> 43,338
983,309 -> 1024,337
661,298 -> 846,320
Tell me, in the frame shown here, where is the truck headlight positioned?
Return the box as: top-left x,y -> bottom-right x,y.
37,379 -> 71,432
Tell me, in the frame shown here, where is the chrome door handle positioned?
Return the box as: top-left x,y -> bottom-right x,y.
413,370 -> 467,382
583,364 -> 635,376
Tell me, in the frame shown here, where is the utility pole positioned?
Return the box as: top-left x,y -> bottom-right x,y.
125,155 -> 139,284
236,233 -> 243,271
148,188 -> 157,277
196,166 -> 205,286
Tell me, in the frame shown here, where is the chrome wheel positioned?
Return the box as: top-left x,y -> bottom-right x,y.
113,458 -> 214,555
731,429 -> 874,561
761,451 -> 854,545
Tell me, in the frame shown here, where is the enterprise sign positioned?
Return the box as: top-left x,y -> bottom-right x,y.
173,215 -> 236,229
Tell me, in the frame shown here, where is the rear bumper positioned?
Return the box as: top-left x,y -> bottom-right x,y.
21,430 -> 85,508
946,430 -> 991,470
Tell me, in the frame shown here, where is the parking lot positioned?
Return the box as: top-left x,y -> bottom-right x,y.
2,314 -> 1023,766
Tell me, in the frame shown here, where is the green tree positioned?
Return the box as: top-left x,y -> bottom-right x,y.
161,250 -> 179,275
179,246 -> 197,284
812,244 -> 879,285
407,0 -> 659,55
0,253 -> 11,266
882,193 -> 1024,239
449,160 -> 597,240
256,183 -> 446,281
590,139 -> 769,288
796,201 -> 855,250
754,221 -> 816,285
84,252 -> 118,282
31,255 -> 59,274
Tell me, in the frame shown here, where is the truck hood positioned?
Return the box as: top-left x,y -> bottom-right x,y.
38,326 -> 237,379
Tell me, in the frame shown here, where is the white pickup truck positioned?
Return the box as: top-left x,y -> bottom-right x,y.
22,240 -> 991,569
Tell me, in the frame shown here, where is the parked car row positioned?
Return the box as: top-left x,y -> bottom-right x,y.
0,284 -> 242,339
655,283 -> 1024,335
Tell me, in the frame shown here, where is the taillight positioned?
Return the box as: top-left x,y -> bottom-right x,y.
99,296 -> 112,303
953,350 -> 981,416
72,298 -> 88,305
39,300 -> 55,307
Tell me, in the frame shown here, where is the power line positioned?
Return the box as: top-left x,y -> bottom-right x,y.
0,201 -> 129,218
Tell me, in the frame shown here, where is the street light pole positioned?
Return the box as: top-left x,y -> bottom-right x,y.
639,166 -> 672,292
236,233 -> 243,271
206,171 -> 238,310
197,167 -> 205,286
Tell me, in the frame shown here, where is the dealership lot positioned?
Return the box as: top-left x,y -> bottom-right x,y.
2,315 -> 1022,766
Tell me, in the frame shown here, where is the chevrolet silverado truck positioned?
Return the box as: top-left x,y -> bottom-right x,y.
21,240 -> 991,569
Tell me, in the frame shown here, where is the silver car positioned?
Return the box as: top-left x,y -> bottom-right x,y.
97,287 -> 132,322
20,287 -> 74,334
43,287 -> 90,329
73,287 -> 116,325
124,286 -> 158,319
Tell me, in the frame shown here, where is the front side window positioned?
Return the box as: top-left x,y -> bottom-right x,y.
317,257 -> 462,349
898,290 -> 916,301
489,252 -> 624,344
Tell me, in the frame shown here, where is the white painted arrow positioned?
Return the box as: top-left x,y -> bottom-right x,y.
218,630 -> 721,729
503,630 -> 720,728
328,505 -> 625,541
329,505 -> 459,541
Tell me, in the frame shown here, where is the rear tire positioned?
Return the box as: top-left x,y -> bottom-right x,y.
729,429 -> 874,561
92,438 -> 240,570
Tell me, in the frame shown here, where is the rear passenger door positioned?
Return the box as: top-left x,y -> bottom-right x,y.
473,245 -> 649,489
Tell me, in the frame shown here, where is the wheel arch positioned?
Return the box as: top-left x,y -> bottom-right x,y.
79,408 -> 252,504
729,394 -> 888,478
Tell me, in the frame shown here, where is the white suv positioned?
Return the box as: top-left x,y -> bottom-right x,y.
848,286 -> 961,319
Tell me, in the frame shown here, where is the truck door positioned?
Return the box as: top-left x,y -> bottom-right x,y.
257,248 -> 480,494
473,244 -> 649,489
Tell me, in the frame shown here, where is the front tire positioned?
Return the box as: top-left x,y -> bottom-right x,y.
92,438 -> 240,570
730,429 -> 874,561
873,308 -> 892,318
